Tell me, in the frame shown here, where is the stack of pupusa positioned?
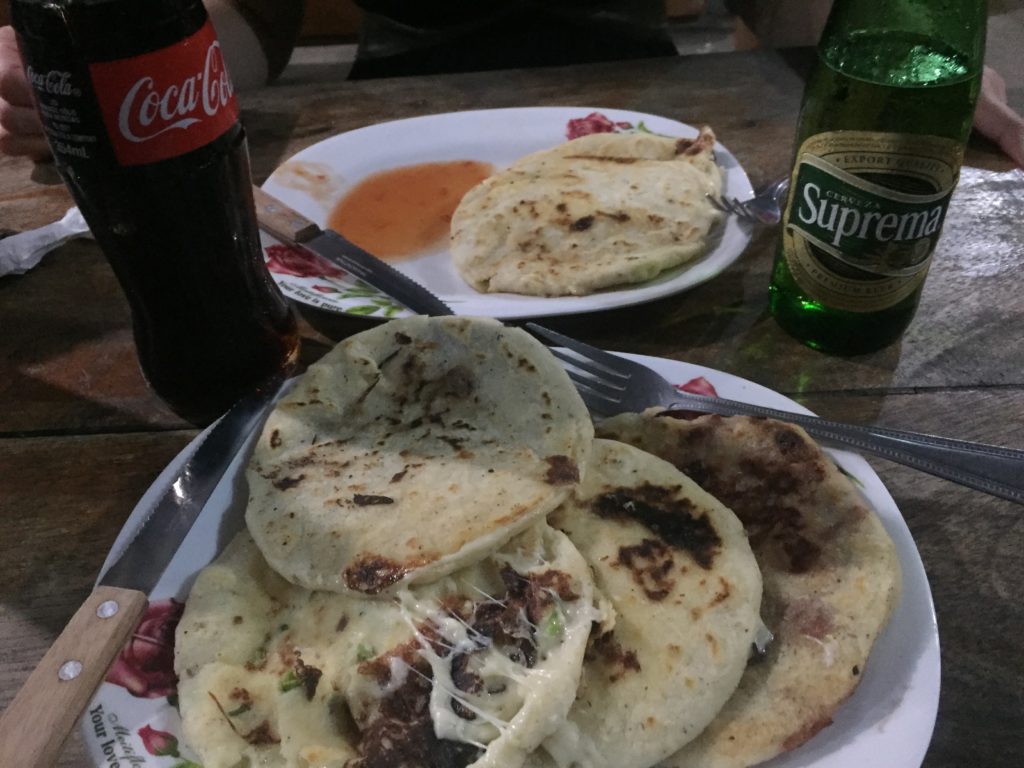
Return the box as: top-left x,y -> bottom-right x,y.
173,316 -> 899,768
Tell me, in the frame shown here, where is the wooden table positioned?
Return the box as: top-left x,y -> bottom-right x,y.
1,49 -> 1021,768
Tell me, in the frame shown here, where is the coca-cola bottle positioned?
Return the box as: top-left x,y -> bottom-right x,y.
11,0 -> 299,425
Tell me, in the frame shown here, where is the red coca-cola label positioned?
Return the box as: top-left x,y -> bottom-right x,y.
89,20 -> 238,166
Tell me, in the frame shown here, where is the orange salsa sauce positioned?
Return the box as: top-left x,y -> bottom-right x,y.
327,160 -> 493,261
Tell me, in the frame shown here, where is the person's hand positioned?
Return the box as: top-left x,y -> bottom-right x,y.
973,65 -> 1024,168
0,25 -> 49,158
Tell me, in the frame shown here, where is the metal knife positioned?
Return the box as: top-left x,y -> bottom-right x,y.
0,372 -> 286,768
252,186 -> 454,317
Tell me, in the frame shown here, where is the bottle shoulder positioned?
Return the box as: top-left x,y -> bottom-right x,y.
60,121 -> 245,180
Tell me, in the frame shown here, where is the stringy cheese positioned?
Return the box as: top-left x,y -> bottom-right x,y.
392,539 -> 600,768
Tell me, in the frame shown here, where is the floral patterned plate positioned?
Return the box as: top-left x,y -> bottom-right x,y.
81,357 -> 938,768
260,107 -> 754,320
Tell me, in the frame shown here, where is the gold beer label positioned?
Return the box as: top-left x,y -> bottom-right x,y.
782,131 -> 963,312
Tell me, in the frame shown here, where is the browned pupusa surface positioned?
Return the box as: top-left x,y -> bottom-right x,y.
596,411 -> 901,768
535,439 -> 762,768
245,316 -> 592,595
450,129 -> 723,296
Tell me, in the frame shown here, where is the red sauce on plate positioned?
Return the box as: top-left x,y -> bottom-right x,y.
327,160 -> 493,261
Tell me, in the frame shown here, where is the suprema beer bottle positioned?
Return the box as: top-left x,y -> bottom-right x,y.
768,0 -> 987,355
12,0 -> 300,424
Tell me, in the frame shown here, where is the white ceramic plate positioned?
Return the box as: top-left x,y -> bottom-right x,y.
80,357 -> 938,768
260,107 -> 753,320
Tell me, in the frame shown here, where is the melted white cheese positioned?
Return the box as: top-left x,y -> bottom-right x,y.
390,534 -> 598,768
381,655 -> 411,695
542,719 -> 607,768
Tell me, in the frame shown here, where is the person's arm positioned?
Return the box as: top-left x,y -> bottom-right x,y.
207,0 -> 271,90
1,1 -> 303,158
974,66 -> 1024,167
728,0 -> 833,49
211,0 -> 305,85
0,25 -> 47,158
730,1 -> 1024,169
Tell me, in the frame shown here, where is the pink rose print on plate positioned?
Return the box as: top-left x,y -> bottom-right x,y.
566,111 -> 633,140
139,725 -> 180,758
677,376 -> 718,397
265,242 -> 346,279
662,376 -> 720,421
105,599 -> 183,698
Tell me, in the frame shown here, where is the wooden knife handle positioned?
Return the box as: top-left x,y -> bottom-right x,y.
0,586 -> 149,768
251,185 -> 321,243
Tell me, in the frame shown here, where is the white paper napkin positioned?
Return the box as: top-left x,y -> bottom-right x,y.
0,207 -> 91,278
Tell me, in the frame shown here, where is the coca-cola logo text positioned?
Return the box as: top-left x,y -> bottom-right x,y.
118,41 -> 233,143
89,20 -> 239,166
25,66 -> 80,97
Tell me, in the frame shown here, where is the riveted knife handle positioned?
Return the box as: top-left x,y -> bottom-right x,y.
0,586 -> 149,768
251,186 -> 321,243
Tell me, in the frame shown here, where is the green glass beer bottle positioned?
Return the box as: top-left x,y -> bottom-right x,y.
768,0 -> 987,355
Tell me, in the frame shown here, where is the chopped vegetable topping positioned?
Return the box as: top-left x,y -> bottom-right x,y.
279,669 -> 303,693
357,643 -> 376,662
543,606 -> 565,638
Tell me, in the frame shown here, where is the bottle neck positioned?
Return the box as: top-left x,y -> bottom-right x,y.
14,0 -> 209,63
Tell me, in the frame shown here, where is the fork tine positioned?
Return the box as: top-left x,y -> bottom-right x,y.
714,195 -> 744,218
728,198 -> 754,219
526,323 -> 635,373
548,346 -> 628,385
706,194 -> 727,213
733,199 -> 758,220
561,366 -> 625,401
561,374 -> 620,416
720,196 -> 741,214
707,193 -> 758,223
576,388 -> 620,417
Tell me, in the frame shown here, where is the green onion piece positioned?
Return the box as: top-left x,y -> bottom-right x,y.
543,606 -> 564,638
279,669 -> 303,693
356,643 -> 376,662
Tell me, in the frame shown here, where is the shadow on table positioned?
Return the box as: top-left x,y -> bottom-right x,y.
242,107 -> 304,185
0,247 -> 188,434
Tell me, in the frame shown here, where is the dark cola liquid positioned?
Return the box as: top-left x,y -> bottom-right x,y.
13,0 -> 299,424
66,125 -> 300,424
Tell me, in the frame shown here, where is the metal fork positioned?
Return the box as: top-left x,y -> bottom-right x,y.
709,177 -> 789,225
526,323 -> 1024,504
